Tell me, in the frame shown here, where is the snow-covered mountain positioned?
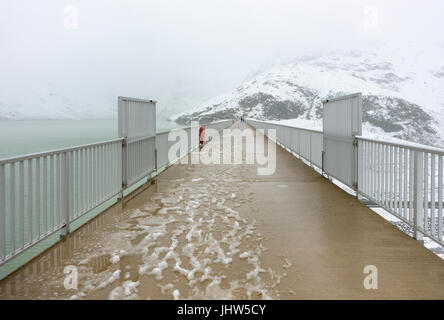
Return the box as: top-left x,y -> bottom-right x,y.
174,43 -> 444,147
0,80 -> 117,120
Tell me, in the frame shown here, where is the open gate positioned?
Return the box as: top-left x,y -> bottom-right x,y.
118,96 -> 157,188
322,93 -> 362,190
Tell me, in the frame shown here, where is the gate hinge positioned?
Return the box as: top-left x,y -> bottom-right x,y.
353,139 -> 358,147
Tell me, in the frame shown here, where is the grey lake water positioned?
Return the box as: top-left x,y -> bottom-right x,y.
0,118 -> 180,159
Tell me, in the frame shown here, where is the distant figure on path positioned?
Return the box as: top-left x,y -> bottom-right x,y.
199,126 -> 205,150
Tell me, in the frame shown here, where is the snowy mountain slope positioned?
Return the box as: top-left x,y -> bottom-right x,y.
174,43 -> 444,147
0,79 -> 117,120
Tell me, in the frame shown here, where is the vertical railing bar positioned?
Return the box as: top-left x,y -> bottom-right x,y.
97,146 -> 101,201
50,155 -> 54,231
96,146 -> 100,205
19,161 -> 25,249
394,146 -> 398,214
409,150 -> 414,222
376,143 -> 380,202
104,144 -> 109,197
359,140 -> 363,194
381,144 -> 385,206
367,141 -> 371,195
103,144 -> 107,198
360,141 -> 364,194
94,146 -> 97,206
43,156 -> 48,235
10,162 -> 16,254
88,147 -> 92,210
398,147 -> 403,217
113,143 -> 117,194
402,149 -> 413,221
0,164 -> 5,260
90,147 -> 94,206
114,143 -> 118,193
110,143 -> 114,194
424,153 -> 429,234
389,145 -> 393,209
98,146 -> 102,203
61,153 -> 67,234
371,142 -> 375,199
135,141 -> 138,181
68,151 -> 73,223
358,140 -> 362,195
385,144 -> 389,207
366,141 -> 370,195
82,148 -> 86,213
35,158 -> 40,240
431,154 -> 436,237
382,144 -> 386,207
56,154 -> 61,227
378,143 -> 382,203
414,151 -> 424,242
75,150 -> 79,218
79,149 -> 83,215
91,147 -> 95,206
109,144 -> 113,194
104,144 -> 107,198
28,160 -> 33,242
438,155 -> 443,241
136,141 -> 139,180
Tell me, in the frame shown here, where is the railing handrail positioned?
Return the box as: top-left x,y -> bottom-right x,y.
0,120 -> 234,165
156,120 -> 232,136
0,137 -> 124,165
247,118 -> 444,155
356,136 -> 444,155
246,118 -> 323,134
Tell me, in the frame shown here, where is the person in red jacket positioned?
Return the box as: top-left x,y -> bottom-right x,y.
199,126 -> 205,150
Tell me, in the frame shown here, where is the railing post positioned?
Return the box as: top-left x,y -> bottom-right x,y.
309,132 -> 312,166
413,150 -> 424,244
155,148 -> 158,173
61,152 -> 71,237
119,137 -> 128,201
353,137 -> 359,198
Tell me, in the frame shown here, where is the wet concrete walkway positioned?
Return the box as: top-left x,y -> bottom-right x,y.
1,122 -> 444,299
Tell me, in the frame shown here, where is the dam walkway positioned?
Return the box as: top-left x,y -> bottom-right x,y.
1,121 -> 443,299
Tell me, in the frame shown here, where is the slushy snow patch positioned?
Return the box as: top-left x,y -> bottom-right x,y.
110,255 -> 120,264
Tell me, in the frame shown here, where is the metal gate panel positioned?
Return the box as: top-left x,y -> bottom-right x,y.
118,97 -> 157,187
323,93 -> 362,188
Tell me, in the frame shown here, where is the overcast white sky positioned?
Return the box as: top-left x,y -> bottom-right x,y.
1,0 -> 443,117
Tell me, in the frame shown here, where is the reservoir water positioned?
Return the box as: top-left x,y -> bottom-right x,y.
0,118 -> 181,159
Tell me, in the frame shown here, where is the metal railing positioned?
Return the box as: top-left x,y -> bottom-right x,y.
357,137 -> 444,245
247,119 -> 323,168
0,138 -> 123,264
0,119 -> 232,266
246,119 -> 444,246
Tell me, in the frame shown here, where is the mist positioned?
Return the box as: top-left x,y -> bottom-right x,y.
1,0 -> 443,121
